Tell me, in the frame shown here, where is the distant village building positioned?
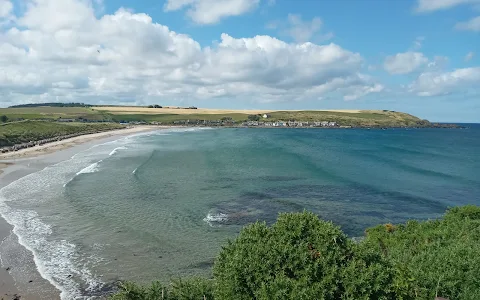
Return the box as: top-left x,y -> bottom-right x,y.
263,114 -> 271,119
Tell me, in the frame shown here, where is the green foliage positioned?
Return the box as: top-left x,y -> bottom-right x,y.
0,115 -> 7,123
247,114 -> 260,121
0,107 -> 109,121
363,205 -> 480,300
170,277 -> 214,299
214,212 -> 398,300
111,206 -> 480,300
111,277 -> 213,300
111,281 -> 167,300
0,120 -> 124,147
9,102 -> 90,108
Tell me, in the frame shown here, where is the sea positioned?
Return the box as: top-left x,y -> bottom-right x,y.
1,126 -> 479,299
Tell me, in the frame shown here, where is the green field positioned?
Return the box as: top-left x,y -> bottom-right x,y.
0,106 -> 432,128
0,121 -> 124,147
109,110 -> 429,127
0,107 -> 111,121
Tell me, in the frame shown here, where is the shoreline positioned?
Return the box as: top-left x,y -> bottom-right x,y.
0,125 -> 162,300
0,125 -> 164,161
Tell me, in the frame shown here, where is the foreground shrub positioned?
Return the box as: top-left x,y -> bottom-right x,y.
213,211 -> 397,299
111,206 -> 480,300
111,277 -> 213,300
363,205 -> 480,300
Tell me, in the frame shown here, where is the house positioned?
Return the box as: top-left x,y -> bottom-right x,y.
262,114 -> 271,119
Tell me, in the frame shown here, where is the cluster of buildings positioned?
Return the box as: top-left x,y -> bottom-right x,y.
119,119 -> 339,128
241,121 -> 338,128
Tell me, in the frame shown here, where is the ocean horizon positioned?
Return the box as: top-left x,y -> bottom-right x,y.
1,126 -> 479,299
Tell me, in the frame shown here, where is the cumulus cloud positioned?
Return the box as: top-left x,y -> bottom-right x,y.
408,67 -> 480,96
465,51 -> 475,61
267,14 -> 333,43
384,52 -> 429,75
455,16 -> 480,31
0,0 -> 12,18
0,0 -> 383,106
0,0 -> 14,26
164,0 -> 260,25
415,0 -> 479,12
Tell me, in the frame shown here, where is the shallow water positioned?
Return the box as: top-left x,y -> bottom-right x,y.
1,126 -> 479,299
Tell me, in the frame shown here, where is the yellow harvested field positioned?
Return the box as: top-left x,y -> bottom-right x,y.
93,107 -> 363,115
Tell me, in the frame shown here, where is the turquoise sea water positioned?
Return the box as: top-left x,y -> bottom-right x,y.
1,126 -> 479,299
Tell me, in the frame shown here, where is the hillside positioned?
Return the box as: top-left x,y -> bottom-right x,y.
0,105 -> 443,128
92,106 -> 431,128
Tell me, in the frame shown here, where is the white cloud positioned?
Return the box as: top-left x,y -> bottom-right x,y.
409,67 -> 480,96
267,14 -> 333,43
411,36 -> 425,50
284,14 -> 322,43
415,0 -> 479,12
384,52 -> 429,74
0,0 -> 382,107
344,83 -> 384,101
465,51 -> 475,61
0,0 -> 12,18
455,16 -> 480,31
164,0 -> 260,25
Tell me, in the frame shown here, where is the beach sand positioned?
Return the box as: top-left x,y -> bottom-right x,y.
0,125 -> 162,299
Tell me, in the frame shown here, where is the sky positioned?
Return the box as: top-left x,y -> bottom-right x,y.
0,0 -> 479,122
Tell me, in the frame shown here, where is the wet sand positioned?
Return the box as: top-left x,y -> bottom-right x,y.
0,125 -> 162,299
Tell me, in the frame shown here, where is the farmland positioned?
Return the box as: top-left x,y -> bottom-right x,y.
0,107 -> 111,121
0,105 -> 434,128
92,106 -> 428,128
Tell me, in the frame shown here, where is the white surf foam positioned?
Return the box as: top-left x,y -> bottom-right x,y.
203,212 -> 229,227
0,163 -> 105,299
109,146 -> 127,156
0,150 -> 112,299
76,161 -> 101,175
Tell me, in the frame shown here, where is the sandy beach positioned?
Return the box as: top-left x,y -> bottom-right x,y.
0,125 -> 162,300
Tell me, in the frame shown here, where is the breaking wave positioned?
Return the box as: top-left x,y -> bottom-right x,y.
203,212 -> 229,227
109,147 -> 127,156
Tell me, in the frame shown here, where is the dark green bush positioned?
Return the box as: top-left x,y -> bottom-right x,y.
213,211 -> 398,300
111,206 -> 480,300
112,277 -> 213,300
363,205 -> 480,300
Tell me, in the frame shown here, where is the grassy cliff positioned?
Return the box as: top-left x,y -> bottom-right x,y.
0,106 -> 442,128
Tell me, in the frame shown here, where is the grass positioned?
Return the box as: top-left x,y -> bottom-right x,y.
93,106 -> 363,115
110,113 -> 251,123
104,109 -> 427,127
0,107 -> 110,121
0,120 -> 124,147
0,106 -> 430,127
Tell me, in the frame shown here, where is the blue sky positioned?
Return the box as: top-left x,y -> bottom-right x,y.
0,0 -> 479,122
